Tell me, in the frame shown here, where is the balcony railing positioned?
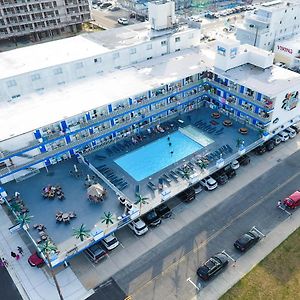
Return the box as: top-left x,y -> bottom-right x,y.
0,93 -> 203,177
206,79 -> 274,111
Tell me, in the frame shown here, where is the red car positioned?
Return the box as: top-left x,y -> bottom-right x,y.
28,252 -> 44,267
283,191 -> 300,209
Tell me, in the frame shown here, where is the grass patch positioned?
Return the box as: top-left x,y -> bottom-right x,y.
221,227 -> 300,300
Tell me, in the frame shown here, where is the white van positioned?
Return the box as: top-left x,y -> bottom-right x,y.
277,131 -> 289,142
284,127 -> 296,139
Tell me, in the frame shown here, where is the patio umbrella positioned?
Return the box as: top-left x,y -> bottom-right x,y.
87,183 -> 105,198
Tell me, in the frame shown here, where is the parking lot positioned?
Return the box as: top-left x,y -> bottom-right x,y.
69,134 -> 300,300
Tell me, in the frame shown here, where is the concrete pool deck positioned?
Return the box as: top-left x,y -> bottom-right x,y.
2,106 -> 261,265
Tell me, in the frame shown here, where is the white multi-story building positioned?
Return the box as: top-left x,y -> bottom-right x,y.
1,1 -> 300,266
0,0 -> 91,42
0,0 -> 299,185
274,34 -> 300,69
236,0 -> 300,51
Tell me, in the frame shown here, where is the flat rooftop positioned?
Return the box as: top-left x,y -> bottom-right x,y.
212,62 -> 300,98
0,47 -> 208,141
0,22 -> 194,80
1,42 -> 300,141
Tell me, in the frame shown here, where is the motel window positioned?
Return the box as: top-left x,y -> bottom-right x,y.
146,43 -> 152,50
31,73 -> 41,81
75,62 -> 84,69
6,79 -> 17,88
53,67 -> 63,75
94,57 -> 102,63
113,52 -> 120,59
175,37 -> 180,43
161,40 -> 167,46
130,48 -> 136,54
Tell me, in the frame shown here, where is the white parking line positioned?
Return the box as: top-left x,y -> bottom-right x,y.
186,277 -> 200,292
251,226 -> 266,237
221,250 -> 236,262
120,242 -> 125,248
277,205 -> 292,216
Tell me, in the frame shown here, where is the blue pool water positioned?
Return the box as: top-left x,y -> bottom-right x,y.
114,131 -> 203,181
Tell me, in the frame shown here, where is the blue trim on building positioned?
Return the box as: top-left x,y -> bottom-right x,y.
39,145 -> 46,153
34,130 -> 42,139
61,120 -> 68,132
65,135 -> 71,144
108,104 -> 112,113
256,93 -> 262,101
240,85 -> 244,94
86,112 -> 91,121
0,95 -> 201,179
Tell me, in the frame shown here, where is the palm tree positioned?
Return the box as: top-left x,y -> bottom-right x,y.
39,240 -> 63,300
101,211 -> 114,228
182,167 -> 192,180
198,160 -> 208,172
10,202 -> 21,213
135,194 -> 149,214
72,224 -> 90,242
16,213 -> 32,228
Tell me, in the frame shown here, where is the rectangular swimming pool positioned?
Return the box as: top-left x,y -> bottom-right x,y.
114,131 -> 203,181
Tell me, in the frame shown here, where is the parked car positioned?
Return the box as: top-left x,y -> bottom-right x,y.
264,139 -> 275,151
234,230 -> 260,252
28,252 -> 44,267
237,154 -> 250,166
284,127 -> 296,139
255,144 -> 267,155
230,160 -> 240,170
222,165 -> 236,179
290,124 -> 300,134
197,253 -> 228,280
277,131 -> 289,142
212,170 -> 228,185
178,187 -> 196,202
101,234 -> 120,250
100,2 -> 112,9
128,218 -> 148,235
92,4 -> 98,9
283,191 -> 300,209
142,210 -> 161,227
200,176 -> 218,190
155,203 -> 172,218
108,5 -> 120,11
85,242 -> 108,263
273,135 -> 282,146
192,182 -> 203,194
117,18 -> 129,25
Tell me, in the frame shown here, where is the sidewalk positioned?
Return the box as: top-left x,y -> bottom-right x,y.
0,206 -> 93,300
193,208 -> 300,300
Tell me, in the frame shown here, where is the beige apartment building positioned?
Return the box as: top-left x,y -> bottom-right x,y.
0,0 -> 91,42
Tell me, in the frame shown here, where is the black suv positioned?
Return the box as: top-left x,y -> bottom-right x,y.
222,165 -> 236,179
177,187 -> 196,202
234,230 -> 260,252
255,144 -> 267,155
155,203 -> 172,219
237,154 -> 250,166
264,139 -> 275,151
142,210 -> 161,227
212,170 -> 228,185
197,253 -> 229,281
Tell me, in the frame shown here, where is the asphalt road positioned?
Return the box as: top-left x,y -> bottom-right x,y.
110,150 -> 300,300
0,267 -> 22,300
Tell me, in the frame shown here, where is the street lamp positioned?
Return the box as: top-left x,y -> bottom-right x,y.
249,24 -> 259,47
